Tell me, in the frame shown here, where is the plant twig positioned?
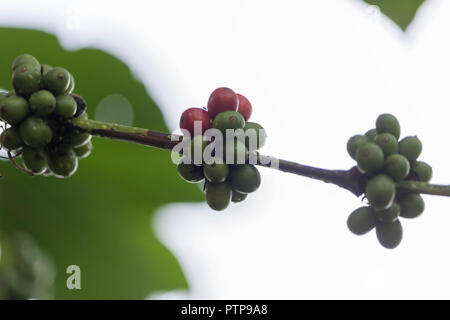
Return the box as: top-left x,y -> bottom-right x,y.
71,118 -> 450,198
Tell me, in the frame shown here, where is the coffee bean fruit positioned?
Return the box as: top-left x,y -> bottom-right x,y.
347,134 -> 370,160
243,122 -> 267,151
231,190 -> 247,203
384,154 -> 410,182
43,67 -> 71,96
347,206 -> 376,235
48,147 -> 78,178
177,162 -> 204,183
66,73 -> 75,94
207,87 -> 238,118
41,64 -> 53,76
73,141 -> 93,159
12,64 -> 42,98
12,54 -> 40,71
236,93 -> 252,121
411,161 -> 432,182
376,219 -> 402,249
365,174 -> 396,210
205,182 -> 232,211
69,130 -> 92,148
212,111 -> 245,133
365,128 -> 377,141
397,192 -> 425,219
29,90 -> 56,116
374,202 -> 400,223
55,94 -> 77,118
179,107 -> 212,136
355,142 -> 384,174
21,147 -> 48,174
0,96 -> 29,125
375,133 -> 398,156
0,127 -> 23,152
190,135 -> 209,165
399,136 -> 422,164
204,163 -> 229,183
376,113 -> 400,139
228,164 -> 261,193
223,139 -> 248,164
19,116 -> 53,148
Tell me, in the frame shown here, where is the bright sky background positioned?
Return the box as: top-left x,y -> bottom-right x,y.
2,0 -> 450,299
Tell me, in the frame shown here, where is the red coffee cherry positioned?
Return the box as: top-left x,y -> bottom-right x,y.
179,107 -> 212,136
236,93 -> 252,121
207,87 -> 238,118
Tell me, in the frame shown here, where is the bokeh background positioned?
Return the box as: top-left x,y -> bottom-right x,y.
1,0 -> 450,299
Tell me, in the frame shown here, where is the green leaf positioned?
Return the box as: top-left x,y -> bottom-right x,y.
363,0 -> 425,31
0,28 -> 204,299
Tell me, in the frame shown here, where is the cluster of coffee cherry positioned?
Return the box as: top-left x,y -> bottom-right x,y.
177,87 -> 267,211
346,114 -> 432,249
0,54 -> 92,178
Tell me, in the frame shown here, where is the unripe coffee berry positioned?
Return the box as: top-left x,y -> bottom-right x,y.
207,87 -> 238,118
397,193 -> 425,219
375,133 -> 398,156
365,174 -> 396,210
177,162 -> 204,183
374,202 -> 400,223
347,206 -> 376,235
399,136 -> 422,164
21,147 -> 48,174
212,111 -> 245,133
384,154 -> 410,182
19,116 -> 53,148
12,64 -> 42,99
205,182 -> 232,211
347,134 -> 370,160
204,163 -> 229,183
0,127 -> 23,152
411,161 -> 432,182
376,113 -> 400,139
0,96 -> 29,125
228,164 -> 261,193
55,94 -> 77,118
231,190 -> 247,203
355,142 -> 384,174
365,128 -> 377,141
243,122 -> 267,151
376,219 -> 402,249
29,90 -> 56,116
44,67 -> 71,96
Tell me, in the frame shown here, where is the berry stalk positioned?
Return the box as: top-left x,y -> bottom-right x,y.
70,118 -> 450,198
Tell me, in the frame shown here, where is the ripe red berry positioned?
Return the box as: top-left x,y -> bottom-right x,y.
207,87 -> 238,118
179,107 -> 212,136
236,93 -> 252,121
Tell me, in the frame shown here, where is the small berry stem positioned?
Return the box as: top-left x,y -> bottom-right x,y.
71,118 -> 450,198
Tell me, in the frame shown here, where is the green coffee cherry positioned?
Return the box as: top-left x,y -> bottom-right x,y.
375,133 -> 398,156
55,94 -> 76,118
243,122 -> 267,151
77,111 -> 89,120
347,206 -> 376,235
12,54 -> 40,71
355,142 -> 384,174
365,174 -> 396,210
212,111 -> 245,132
205,182 -> 232,211
231,190 -> 247,203
0,91 -> 8,104
19,116 -> 53,148
228,164 -> 261,194
65,73 -> 75,94
347,134 -> 370,160
48,147 -> 78,178
376,219 -> 402,249
43,67 -> 71,96
223,140 -> 248,164
376,113 -> 400,139
21,147 -> 48,174
177,162 -> 204,183
0,96 -> 29,125
204,163 -> 229,183
399,136 -> 422,164
190,135 -> 209,165
411,161 -> 432,182
12,64 -> 42,98
41,64 -> 53,76
0,127 -> 23,152
397,193 -> 425,219
384,154 -> 410,182
29,90 -> 56,116
374,202 -> 400,223
73,141 -> 93,159
69,130 -> 92,148
365,128 -> 377,141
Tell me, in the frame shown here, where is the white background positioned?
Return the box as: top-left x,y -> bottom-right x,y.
2,0 -> 450,299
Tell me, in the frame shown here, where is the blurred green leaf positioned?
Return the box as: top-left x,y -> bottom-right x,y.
363,0 -> 425,31
0,28 -> 203,299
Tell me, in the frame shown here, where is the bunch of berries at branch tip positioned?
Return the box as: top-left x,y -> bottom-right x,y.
0,54 -> 93,178
346,114 -> 432,249
177,87 -> 268,211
